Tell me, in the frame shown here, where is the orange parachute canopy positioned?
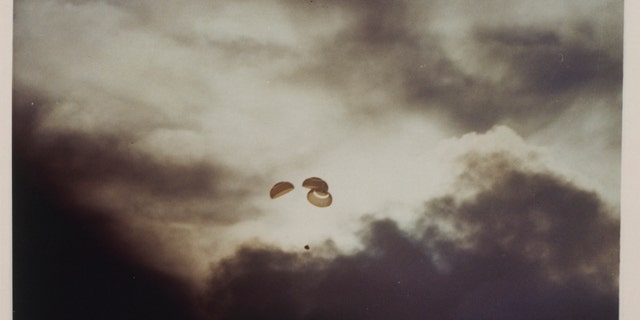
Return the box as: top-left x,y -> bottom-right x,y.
269,181 -> 295,199
306,188 -> 333,207
270,177 -> 332,207
302,177 -> 329,193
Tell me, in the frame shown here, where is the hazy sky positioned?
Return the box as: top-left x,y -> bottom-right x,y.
13,0 -> 622,319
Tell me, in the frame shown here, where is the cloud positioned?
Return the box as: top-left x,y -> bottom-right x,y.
13,90 -> 259,224
444,20 -> 619,130
282,0 -> 622,132
11,1 -> 621,318
12,154 -> 199,320
473,24 -> 622,94
198,152 -> 619,320
12,88 -> 267,281
404,20 -> 621,132
423,151 -> 619,284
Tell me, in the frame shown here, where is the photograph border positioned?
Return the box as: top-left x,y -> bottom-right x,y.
1,0 -> 638,319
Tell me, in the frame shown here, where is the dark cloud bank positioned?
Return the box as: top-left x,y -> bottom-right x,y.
13,92 -> 201,319
12,89 -> 261,226
197,153 -> 618,320
12,90 -> 217,197
13,161 -> 197,320
291,0 -> 622,133
14,95 -> 620,319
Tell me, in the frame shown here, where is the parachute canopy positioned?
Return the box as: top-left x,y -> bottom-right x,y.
269,181 -> 295,199
307,189 -> 333,207
302,177 -> 329,193
270,177 -> 332,207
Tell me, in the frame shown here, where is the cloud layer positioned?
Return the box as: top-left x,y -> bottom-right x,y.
200,153 -> 618,319
12,0 -> 622,319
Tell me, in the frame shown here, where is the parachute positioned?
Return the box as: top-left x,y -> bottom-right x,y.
269,181 -> 295,199
270,177 -> 332,207
302,177 -> 329,193
306,188 -> 332,207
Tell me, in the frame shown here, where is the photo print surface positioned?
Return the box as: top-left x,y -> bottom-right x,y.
12,0 -> 622,319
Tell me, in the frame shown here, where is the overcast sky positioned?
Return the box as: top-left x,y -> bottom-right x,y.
12,0 -> 623,319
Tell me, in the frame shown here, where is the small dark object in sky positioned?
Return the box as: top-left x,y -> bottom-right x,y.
304,245 -> 310,250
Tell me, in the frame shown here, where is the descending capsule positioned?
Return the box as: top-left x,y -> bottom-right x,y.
270,181 -> 295,199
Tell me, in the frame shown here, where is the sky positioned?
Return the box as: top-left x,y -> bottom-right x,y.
11,0 -> 624,319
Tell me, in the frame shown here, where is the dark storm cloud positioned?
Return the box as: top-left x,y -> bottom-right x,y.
198,152 -> 619,320
407,19 -> 622,131
13,142 -> 199,320
23,131 -> 219,199
12,89 -> 255,224
286,0 -> 432,102
424,151 -> 619,286
331,0 -> 416,45
427,21 -> 618,131
474,25 -> 622,95
290,0 -> 622,132
14,102 -> 213,199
